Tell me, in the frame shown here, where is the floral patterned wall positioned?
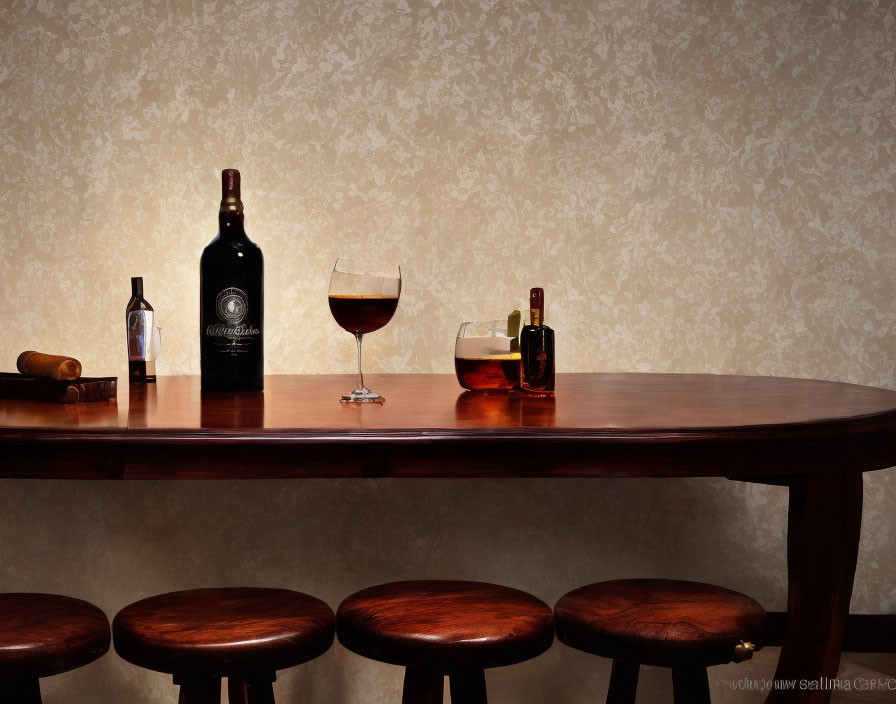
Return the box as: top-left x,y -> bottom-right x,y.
1,0 -> 894,702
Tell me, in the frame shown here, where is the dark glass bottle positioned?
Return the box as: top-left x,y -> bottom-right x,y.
126,276 -> 156,383
520,287 -> 555,395
200,169 -> 264,392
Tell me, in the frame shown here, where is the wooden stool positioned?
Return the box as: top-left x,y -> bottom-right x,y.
555,579 -> 766,704
113,587 -> 335,703
0,593 -> 110,703
337,580 -> 554,703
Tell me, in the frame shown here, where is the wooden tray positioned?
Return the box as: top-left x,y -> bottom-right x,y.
0,373 -> 117,403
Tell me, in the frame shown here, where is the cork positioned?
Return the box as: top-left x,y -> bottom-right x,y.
16,351 -> 83,381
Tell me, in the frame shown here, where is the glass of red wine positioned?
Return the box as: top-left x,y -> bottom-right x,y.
328,258 -> 401,403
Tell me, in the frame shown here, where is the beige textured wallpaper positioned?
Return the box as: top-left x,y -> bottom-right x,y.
1,0 -> 895,702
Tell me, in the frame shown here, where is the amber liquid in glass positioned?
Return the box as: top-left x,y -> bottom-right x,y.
328,295 -> 399,334
454,355 -> 521,391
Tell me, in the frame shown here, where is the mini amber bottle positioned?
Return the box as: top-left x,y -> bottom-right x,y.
520,287 -> 555,395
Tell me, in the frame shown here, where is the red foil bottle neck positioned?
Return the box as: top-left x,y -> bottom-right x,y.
530,287 -> 544,326
222,169 -> 240,199
220,169 -> 243,214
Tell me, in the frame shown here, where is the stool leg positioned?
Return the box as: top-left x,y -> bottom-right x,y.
671,668 -> 711,704
228,678 -> 248,704
245,674 -> 276,704
175,676 -> 221,704
227,674 -> 276,704
449,670 -> 487,704
606,660 -> 639,704
0,679 -> 42,704
402,668 -> 443,704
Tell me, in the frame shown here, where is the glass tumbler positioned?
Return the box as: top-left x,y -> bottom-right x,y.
454,320 -> 521,392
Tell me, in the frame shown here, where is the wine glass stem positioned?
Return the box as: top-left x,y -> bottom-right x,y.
354,331 -> 365,391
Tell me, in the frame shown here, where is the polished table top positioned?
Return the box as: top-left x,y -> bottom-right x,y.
3,372 -> 896,432
1,373 -> 895,479
3,374 -> 888,704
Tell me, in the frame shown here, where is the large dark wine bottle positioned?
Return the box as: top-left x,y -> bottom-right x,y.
200,169 -> 264,392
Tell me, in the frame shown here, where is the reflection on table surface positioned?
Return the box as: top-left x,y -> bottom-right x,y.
3,373 -> 896,433
454,391 -> 556,427
0,394 -> 124,428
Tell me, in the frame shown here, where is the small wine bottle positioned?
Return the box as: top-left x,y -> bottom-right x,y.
126,277 -> 157,383
200,169 -> 264,392
520,287 -> 555,395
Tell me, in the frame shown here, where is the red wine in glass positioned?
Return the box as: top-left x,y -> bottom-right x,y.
328,259 -> 402,403
328,295 -> 399,334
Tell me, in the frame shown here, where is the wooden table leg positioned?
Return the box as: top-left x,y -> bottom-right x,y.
765,474 -> 863,704
672,667 -> 711,704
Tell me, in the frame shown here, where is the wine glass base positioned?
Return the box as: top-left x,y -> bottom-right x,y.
340,387 -> 385,404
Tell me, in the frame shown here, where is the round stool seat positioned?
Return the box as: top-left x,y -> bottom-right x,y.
337,580 -> 554,671
0,593 -> 110,679
113,588 -> 335,676
555,579 -> 766,668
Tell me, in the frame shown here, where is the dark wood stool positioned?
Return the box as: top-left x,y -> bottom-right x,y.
113,587 -> 335,703
0,593 -> 110,703
337,580 -> 554,703
554,579 -> 766,704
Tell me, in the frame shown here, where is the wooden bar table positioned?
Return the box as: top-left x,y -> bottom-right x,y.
2,373 -> 896,704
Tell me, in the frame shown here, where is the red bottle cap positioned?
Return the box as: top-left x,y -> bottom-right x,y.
530,288 -> 544,326
222,169 -> 241,200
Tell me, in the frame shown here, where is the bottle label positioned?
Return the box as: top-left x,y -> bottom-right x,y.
127,310 -> 152,360
128,311 -> 162,361
206,287 -> 260,341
